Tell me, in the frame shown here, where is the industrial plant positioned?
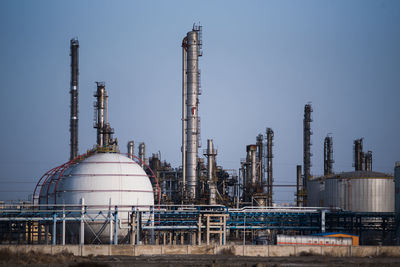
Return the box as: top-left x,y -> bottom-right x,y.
0,25 -> 399,248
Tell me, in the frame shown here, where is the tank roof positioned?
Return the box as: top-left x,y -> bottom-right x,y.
326,171 -> 392,179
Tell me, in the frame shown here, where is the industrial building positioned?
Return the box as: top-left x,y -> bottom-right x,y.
0,25 -> 398,246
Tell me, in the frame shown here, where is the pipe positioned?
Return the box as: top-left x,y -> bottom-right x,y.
127,141 -> 134,159
185,25 -> 202,200
69,38 -> 79,160
266,128 -> 274,206
182,37 -> 187,200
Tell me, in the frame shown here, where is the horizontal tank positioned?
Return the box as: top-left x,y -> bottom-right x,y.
323,171 -> 394,212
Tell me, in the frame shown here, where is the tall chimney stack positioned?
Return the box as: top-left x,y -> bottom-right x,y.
69,38 -> 79,160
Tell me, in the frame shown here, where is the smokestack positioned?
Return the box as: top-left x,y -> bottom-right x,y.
183,24 -> 203,200
127,141 -> 134,159
303,104 -> 313,206
204,139 -> 217,205
69,38 -> 79,160
266,128 -> 274,206
353,138 -> 364,171
296,165 -> 303,207
324,135 -> 334,176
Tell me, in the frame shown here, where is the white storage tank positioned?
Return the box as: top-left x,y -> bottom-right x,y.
38,152 -> 154,243
324,171 -> 394,212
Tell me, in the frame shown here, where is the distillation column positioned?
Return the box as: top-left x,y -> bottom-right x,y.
69,38 -> 79,160
303,104 -> 313,206
365,151 -> 373,171
256,134 -> 264,188
296,165 -> 303,207
354,138 -> 364,171
183,25 -> 202,200
204,139 -> 217,205
127,141 -> 135,159
94,82 -> 114,148
266,128 -> 274,206
181,37 -> 187,198
139,142 -> 146,167
323,135 -> 334,176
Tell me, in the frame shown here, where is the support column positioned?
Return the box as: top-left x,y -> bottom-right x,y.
52,213 -> 57,245
80,198 -> 85,245
114,206 -> 118,245
62,208 -> 66,245
130,212 -> 136,245
198,215 -> 202,245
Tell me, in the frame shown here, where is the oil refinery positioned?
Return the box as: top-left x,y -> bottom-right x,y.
0,25 -> 399,249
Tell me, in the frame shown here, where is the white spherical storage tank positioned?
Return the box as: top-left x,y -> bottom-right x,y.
56,153 -> 154,206
38,152 -> 155,243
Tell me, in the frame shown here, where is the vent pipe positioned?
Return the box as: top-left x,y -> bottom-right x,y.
303,104 -> 313,206
183,24 -> 202,200
69,38 -> 79,160
127,141 -> 134,159
324,135 -> 334,176
266,128 -> 274,206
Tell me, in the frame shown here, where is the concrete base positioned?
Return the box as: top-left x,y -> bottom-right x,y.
1,245 -> 400,257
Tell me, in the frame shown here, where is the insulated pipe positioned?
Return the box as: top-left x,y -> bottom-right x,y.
181,37 -> 187,199
69,38 -> 79,160
127,141 -> 134,159
185,26 -> 202,200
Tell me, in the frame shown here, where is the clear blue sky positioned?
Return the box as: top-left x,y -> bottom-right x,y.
0,0 -> 399,203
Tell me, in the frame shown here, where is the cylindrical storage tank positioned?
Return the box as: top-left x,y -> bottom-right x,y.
306,177 -> 324,207
38,152 -> 154,243
324,171 -> 394,212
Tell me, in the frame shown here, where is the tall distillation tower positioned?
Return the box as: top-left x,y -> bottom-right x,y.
182,25 -> 203,201
303,104 -> 313,206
